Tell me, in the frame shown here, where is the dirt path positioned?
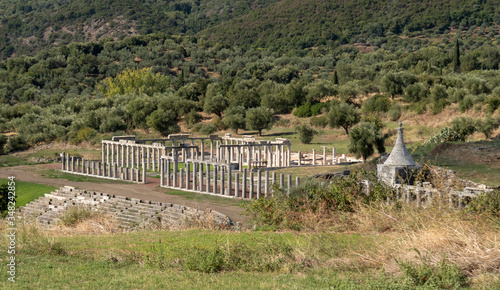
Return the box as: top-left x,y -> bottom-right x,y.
0,164 -> 249,225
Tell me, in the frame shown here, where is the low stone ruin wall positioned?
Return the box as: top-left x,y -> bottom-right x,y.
19,186 -> 232,230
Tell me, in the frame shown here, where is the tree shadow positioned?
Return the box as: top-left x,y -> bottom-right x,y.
263,132 -> 295,137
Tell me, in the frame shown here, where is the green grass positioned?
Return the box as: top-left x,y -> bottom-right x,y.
163,188 -> 250,207
0,179 -> 57,208
409,139 -> 500,186
0,155 -> 33,167
39,169 -> 130,184
0,229 -> 385,289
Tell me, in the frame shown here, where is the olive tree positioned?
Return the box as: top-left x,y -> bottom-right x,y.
348,122 -> 385,162
245,107 -> 274,136
327,102 -> 360,135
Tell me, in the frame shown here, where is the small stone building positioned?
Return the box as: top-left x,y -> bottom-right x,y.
377,122 -> 422,185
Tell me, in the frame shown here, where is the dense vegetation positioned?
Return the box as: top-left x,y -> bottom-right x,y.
0,0 -> 498,157
0,0 -> 280,58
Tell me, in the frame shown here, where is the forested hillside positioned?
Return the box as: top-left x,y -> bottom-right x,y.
0,0 -> 279,58
202,0 -> 500,51
0,0 -> 499,153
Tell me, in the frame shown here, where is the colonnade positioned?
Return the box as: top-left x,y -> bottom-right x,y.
159,157 -> 300,199
61,152 -> 146,183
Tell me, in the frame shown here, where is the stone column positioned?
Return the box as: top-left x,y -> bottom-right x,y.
166,159 -> 171,186
210,141 -> 213,161
323,147 -> 326,165
280,173 -> 284,188
160,159 -> 164,186
312,149 -> 316,165
121,145 -> 125,167
146,148 -> 150,170
142,157 -> 146,184
264,171 -> 269,196
287,144 -> 291,166
206,163 -> 211,193
296,176 -> 300,187
221,166 -> 226,195
298,151 -> 302,166
235,173 -> 239,198
193,163 -> 198,191
200,141 -> 205,161
198,163 -> 203,191
249,171 -> 254,199
242,169 -> 247,199
152,148 -> 156,172
332,148 -> 336,164
257,170 -> 262,199
179,169 -> 184,189
287,175 -> 292,195
102,143 -> 105,163
227,166 -> 232,196
61,152 -> 65,171
186,162 -> 190,189
131,146 -> 135,168
126,145 -> 130,167
111,144 -> 115,165
106,143 -> 110,164
173,161 -> 178,187
213,165 -> 218,194
71,156 -> 75,172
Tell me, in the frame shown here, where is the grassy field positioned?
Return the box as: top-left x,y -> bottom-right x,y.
0,179 -> 57,208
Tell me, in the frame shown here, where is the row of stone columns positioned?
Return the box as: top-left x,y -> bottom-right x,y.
159,159 -> 299,199
62,152 -> 146,183
296,147 -> 337,166
217,143 -> 292,169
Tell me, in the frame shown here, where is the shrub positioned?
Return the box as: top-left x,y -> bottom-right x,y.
465,189 -> 500,218
211,116 -> 228,131
310,115 -> 328,128
0,134 -> 7,154
293,102 -> 313,117
296,124 -> 316,144
363,94 -> 391,113
485,95 -> 500,113
5,135 -> 29,152
388,105 -> 402,121
59,205 -> 98,226
310,102 -> 326,115
192,123 -> 217,135
185,110 -> 202,128
432,99 -> 448,115
398,257 -> 468,289
475,115 -> 500,139
458,95 -> 474,112
185,246 -> 224,273
450,117 -> 476,141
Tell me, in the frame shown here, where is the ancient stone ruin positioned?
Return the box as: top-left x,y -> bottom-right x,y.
19,186 -> 231,230
377,121 -> 423,185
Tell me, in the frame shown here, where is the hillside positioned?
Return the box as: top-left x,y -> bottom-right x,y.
0,0 -> 280,59
201,0 -> 500,51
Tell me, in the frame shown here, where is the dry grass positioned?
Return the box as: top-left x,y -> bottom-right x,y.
52,212 -> 120,236
348,202 -> 500,282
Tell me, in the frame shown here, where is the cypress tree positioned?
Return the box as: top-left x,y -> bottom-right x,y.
453,39 -> 461,72
333,70 -> 339,85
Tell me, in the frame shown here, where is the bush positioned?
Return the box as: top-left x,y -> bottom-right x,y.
476,115 -> 500,139
192,123 -> 217,135
185,110 -> 202,128
293,102 -> 313,117
310,102 -> 326,115
388,105 -> 402,121
458,95 -> 474,112
0,134 -> 7,154
450,117 -> 476,141
185,246 -> 224,273
296,124 -> 316,144
363,94 -> 391,113
466,189 -> 500,218
398,257 -> 468,289
211,116 -> 228,131
310,115 -> 328,128
5,135 -> 29,152
59,205 -> 98,226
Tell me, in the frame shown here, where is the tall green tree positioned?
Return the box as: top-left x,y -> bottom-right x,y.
223,106 -> 246,134
146,109 -> 180,136
327,102 -> 360,135
453,39 -> 461,72
348,122 -> 385,162
245,107 -> 274,136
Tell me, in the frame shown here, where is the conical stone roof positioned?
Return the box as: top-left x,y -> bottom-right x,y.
383,122 -> 416,166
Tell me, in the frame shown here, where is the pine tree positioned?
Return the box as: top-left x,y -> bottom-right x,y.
333,70 -> 339,85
